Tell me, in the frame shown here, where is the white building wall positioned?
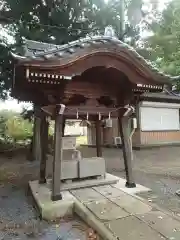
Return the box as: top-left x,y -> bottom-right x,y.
65,121 -> 87,136
140,101 -> 180,131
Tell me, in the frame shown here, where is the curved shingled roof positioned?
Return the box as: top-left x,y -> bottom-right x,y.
11,35 -> 180,84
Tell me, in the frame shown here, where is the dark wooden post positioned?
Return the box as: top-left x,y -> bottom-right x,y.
33,116 -> 41,161
39,116 -> 49,184
62,117 -> 66,137
51,104 -> 65,201
30,107 -> 41,162
95,119 -> 102,157
31,117 -> 37,162
118,116 -> 127,171
118,111 -> 136,188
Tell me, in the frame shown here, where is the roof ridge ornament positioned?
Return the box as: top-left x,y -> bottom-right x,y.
104,26 -> 117,38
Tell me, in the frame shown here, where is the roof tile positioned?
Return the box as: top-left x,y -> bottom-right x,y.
12,35 -> 180,83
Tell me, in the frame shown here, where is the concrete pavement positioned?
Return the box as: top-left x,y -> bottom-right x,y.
72,184 -> 180,240
30,177 -> 180,240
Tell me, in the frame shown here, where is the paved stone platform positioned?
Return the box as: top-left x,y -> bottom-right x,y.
29,177 -> 180,240
48,173 -> 119,191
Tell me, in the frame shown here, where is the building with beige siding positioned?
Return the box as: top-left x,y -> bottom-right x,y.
87,92 -> 180,149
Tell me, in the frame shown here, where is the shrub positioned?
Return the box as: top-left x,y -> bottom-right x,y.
6,115 -> 33,143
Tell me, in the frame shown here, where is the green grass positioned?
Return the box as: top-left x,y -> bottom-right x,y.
76,136 -> 87,146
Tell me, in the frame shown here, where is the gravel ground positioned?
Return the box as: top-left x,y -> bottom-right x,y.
1,146 -> 180,239
136,173 -> 180,216
115,169 -> 180,216
0,153 -> 97,240
0,183 -> 91,240
78,146 -> 180,216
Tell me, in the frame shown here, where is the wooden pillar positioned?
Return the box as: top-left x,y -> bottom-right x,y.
28,111 -> 41,162
62,117 -> 66,137
118,116 -> 127,169
30,118 -> 37,162
118,115 -> 136,188
31,117 -> 37,162
30,104 -> 41,162
95,119 -> 102,157
51,104 -> 65,201
39,116 -> 49,184
33,116 -> 41,161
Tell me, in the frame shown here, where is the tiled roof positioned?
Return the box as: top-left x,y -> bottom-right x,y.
11,35 -> 180,83
23,39 -> 59,56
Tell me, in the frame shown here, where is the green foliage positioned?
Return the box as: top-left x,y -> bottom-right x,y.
0,45 -> 14,100
6,115 -> 33,142
0,0 -> 152,100
0,115 -> 7,139
141,0 -> 180,91
0,110 -> 15,142
0,110 -> 33,144
21,108 -> 34,122
0,0 -> 144,44
144,0 -> 180,76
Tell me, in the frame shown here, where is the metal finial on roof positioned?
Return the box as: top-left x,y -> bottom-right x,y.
104,26 -> 116,38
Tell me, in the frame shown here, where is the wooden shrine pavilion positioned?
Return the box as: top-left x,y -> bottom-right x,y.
11,31 -> 174,201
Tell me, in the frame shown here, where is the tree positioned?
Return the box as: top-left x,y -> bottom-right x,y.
0,115 -> 7,140
0,0 -> 144,44
0,44 -> 14,100
0,0 -> 156,100
0,110 -> 33,145
6,115 -> 33,143
0,110 -> 15,141
143,0 -> 180,76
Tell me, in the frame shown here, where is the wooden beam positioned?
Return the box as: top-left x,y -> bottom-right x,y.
39,116 -> 48,184
51,105 -> 64,201
119,115 -> 136,188
95,119 -> 102,157
41,105 -> 119,118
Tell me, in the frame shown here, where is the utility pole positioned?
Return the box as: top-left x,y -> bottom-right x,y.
120,0 -> 143,41
120,0 -> 125,41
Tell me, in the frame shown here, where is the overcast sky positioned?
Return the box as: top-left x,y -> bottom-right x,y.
0,0 -> 171,112
0,99 -> 32,112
